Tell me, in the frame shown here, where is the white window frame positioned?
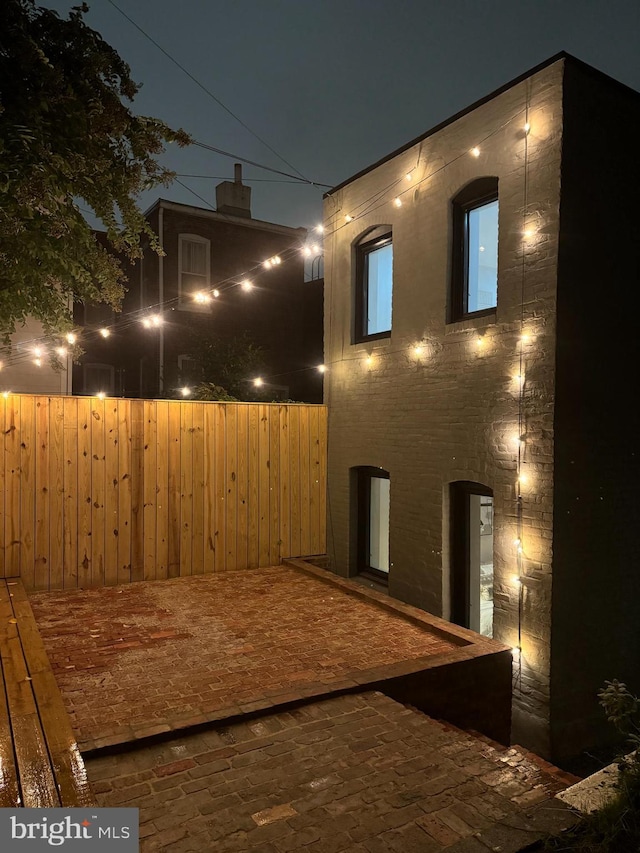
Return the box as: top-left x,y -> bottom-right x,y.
178,233 -> 211,311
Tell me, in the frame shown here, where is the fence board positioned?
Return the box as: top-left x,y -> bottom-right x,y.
76,397 -> 92,588
90,398 -> 106,587
247,406 -> 259,569
4,398 -> 21,578
48,397 -> 65,591
191,403 -> 205,576
34,398 -> 50,590
104,401 -> 119,587
1,397 -> 326,590
179,403 -> 193,577
155,401 -> 169,580
143,401 -> 157,582
19,396 -> 36,588
62,397 -> 78,589
116,399 -> 132,585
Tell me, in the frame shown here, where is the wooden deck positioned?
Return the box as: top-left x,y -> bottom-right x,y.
0,580 -> 95,807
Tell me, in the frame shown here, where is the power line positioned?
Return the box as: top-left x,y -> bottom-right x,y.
176,174 -> 313,184
191,139 -> 332,187
105,0 -> 309,182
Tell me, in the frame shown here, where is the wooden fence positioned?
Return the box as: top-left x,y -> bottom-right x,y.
0,395 -> 327,591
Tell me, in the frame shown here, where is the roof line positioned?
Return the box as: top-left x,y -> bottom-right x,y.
324,51 -> 639,197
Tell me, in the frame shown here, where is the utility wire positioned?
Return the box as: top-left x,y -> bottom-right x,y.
105,0 -> 310,182
191,139 -> 331,187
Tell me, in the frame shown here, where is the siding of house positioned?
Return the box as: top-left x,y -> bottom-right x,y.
323,61 -> 564,756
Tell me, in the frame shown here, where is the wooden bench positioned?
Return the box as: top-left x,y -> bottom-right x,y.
0,580 -> 95,808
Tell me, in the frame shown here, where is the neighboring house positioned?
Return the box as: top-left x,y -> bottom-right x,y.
322,52 -> 640,763
1,319 -> 71,395
73,167 -> 324,403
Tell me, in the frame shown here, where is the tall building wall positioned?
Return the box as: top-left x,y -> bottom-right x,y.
323,61 -> 564,756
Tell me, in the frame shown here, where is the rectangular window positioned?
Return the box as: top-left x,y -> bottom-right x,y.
179,235 -> 211,309
467,200 -> 498,313
369,476 -> 390,573
356,467 -> 390,580
355,234 -> 392,341
450,482 -> 494,638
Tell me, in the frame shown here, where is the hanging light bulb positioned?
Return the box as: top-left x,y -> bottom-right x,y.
470,146 -> 481,158
56,346 -> 67,357
66,332 -> 77,345
317,364 -> 326,373
344,214 -> 352,223
99,328 -> 111,338
193,291 -> 211,305
213,289 -> 220,298
96,391 -> 106,400
393,197 -> 402,208
180,387 -> 191,397
253,377 -> 263,387
315,225 -> 324,234
241,279 -> 253,292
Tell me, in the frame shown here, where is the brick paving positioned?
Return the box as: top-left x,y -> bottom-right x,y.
86,691 -> 578,853
29,566 -> 462,750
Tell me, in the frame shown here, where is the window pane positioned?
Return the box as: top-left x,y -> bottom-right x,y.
369,476 -> 390,573
182,240 -> 207,275
467,200 -> 498,312
366,243 -> 393,335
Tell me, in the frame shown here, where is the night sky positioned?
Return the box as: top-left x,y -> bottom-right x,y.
43,0 -> 640,231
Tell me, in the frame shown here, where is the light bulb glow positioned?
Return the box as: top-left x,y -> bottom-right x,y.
2,391 -> 10,398
33,347 -> 43,358
213,289 -> 220,298
34,357 -> 42,367
263,259 -> 272,269
193,291 -> 211,305
274,256 -> 281,265
66,333 -> 77,345
512,575 -> 522,586
511,646 -> 521,656
303,247 -> 311,257
413,345 -> 423,358
393,197 -> 402,208
56,347 -> 67,357
317,364 -> 326,373
180,387 -> 191,397
345,214 -> 352,223
96,391 -> 106,400
471,146 -> 481,158
241,279 -> 253,292
315,225 -> 324,234
253,377 -> 263,387
142,318 -> 151,328
151,315 -> 163,327
405,172 -> 413,181
524,122 -> 531,134
99,328 -> 111,338
311,244 -> 319,253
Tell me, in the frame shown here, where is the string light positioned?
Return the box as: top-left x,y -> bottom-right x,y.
34,357 -> 42,367
405,172 -> 413,181
393,197 -> 402,208
142,314 -> 163,328
253,377 -> 263,387
193,291 -> 211,305
315,225 -> 324,234
180,386 -> 191,397
524,122 -> 531,134
55,347 -> 67,357
99,328 -> 111,338
344,214 -> 352,223
413,345 -> 423,358
96,391 -> 106,400
213,289 -> 220,298
470,146 -> 481,157
66,333 -> 77,345
317,364 -> 326,373
241,279 -> 253,292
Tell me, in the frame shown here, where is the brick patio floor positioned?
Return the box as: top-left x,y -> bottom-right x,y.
86,691 -> 578,853
29,566 -> 463,750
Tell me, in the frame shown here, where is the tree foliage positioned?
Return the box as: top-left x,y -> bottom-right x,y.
182,330 -> 268,401
0,0 -> 189,342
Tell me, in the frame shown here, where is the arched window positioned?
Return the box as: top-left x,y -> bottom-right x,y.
450,481 -> 494,637
353,227 -> 393,343
450,178 -> 499,322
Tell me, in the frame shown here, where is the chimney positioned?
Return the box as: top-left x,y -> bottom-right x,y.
216,163 -> 252,218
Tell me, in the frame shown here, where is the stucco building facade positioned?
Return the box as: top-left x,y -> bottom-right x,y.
322,54 -> 640,762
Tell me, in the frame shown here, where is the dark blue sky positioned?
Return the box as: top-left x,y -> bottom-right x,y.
45,0 -> 640,230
